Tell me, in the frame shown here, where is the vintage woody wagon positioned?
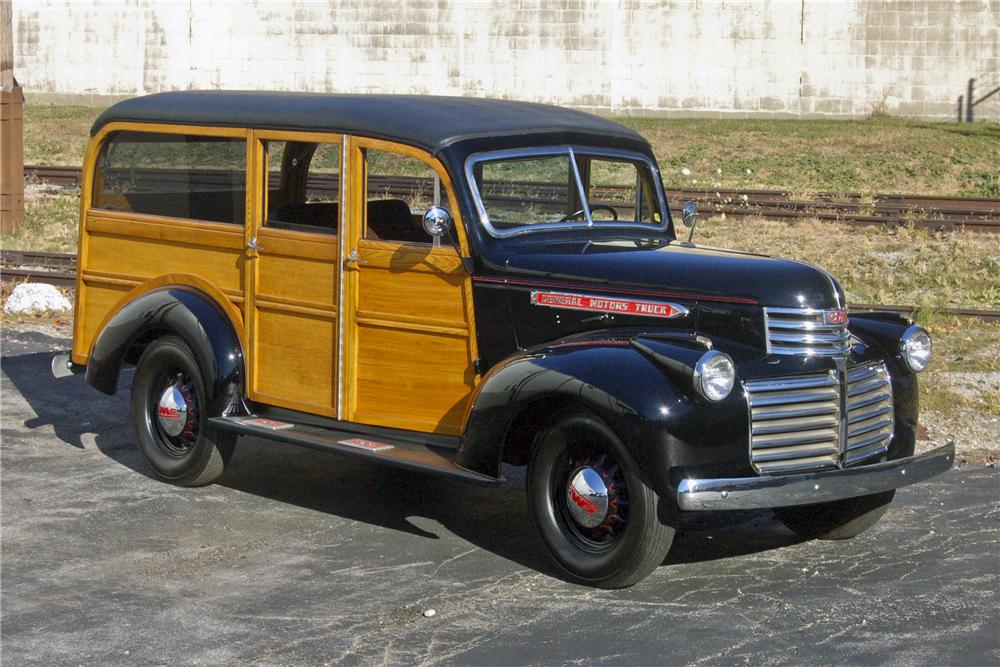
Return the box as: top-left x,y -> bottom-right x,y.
60,92 -> 953,588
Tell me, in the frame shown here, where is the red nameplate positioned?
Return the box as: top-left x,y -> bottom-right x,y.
243,418 -> 294,431
531,291 -> 688,319
338,438 -> 394,452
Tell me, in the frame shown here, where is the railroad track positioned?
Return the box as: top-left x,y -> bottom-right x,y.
3,250 -> 997,322
25,165 -> 1000,232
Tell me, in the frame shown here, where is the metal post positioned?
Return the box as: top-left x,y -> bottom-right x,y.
957,95 -> 963,123
966,78 -> 975,122
1,0 -> 25,235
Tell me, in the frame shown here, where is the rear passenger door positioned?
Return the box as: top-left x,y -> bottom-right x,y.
341,137 -> 478,435
245,131 -> 344,417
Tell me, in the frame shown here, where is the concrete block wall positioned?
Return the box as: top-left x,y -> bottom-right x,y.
11,0 -> 1000,120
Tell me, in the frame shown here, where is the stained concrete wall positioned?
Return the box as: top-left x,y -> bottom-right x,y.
11,0 -> 1000,120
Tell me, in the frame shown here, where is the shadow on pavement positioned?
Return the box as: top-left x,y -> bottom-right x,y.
3,349 -> 803,582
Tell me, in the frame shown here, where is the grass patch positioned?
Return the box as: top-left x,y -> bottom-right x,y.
617,116 -> 1000,198
26,105 -> 1000,197
699,217 -> 1000,310
23,105 -> 101,166
4,184 -> 80,252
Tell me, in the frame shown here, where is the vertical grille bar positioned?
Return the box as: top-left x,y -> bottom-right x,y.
844,363 -> 894,466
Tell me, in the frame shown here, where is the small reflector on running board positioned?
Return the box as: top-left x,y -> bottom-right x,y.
243,418 -> 294,431
338,438 -> 394,452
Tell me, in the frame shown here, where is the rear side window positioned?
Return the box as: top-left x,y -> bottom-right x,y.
93,131 -> 246,225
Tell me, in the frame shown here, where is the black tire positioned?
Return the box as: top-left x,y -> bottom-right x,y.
526,412 -> 675,589
774,490 -> 895,540
131,335 -> 235,487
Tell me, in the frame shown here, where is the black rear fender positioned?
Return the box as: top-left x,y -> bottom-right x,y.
84,287 -> 245,417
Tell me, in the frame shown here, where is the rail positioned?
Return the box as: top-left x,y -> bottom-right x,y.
24,165 -> 1000,233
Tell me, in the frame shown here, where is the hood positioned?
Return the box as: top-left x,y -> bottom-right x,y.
501,239 -> 844,310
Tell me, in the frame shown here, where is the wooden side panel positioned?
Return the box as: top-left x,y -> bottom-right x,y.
249,227 -> 339,417
72,122 -> 250,365
75,211 -> 246,359
350,240 -> 475,435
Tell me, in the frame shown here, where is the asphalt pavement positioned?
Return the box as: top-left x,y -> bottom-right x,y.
2,324 -> 998,666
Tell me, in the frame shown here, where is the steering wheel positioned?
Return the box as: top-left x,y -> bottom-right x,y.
557,204 -> 619,223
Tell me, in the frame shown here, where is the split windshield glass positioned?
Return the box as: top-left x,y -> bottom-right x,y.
468,148 -> 667,236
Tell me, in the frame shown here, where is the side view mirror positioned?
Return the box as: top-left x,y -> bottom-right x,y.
422,206 -> 453,247
682,201 -> 698,243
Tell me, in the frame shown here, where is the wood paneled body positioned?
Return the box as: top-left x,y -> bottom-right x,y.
74,122 -> 478,437
348,240 -> 476,435
248,226 -> 339,416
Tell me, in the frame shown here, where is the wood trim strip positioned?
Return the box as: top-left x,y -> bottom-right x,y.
255,296 -> 337,319
81,269 -> 243,300
354,313 -> 468,338
250,391 -> 338,419
88,207 -> 246,234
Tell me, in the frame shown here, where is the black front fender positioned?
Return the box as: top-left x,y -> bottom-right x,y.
457,339 -> 748,494
85,287 -> 245,417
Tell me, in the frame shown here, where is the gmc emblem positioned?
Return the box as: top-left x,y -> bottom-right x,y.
825,309 -> 848,325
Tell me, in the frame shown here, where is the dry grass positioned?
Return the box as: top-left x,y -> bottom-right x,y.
3,183 -> 81,252
23,106 -> 101,166
699,216 -> 1000,310
25,105 -> 1000,197
620,116 -> 1000,197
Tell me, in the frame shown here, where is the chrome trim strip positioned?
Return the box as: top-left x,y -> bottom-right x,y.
464,145 -> 672,239
336,138 -> 348,420
567,147 -> 592,226
677,442 -> 955,511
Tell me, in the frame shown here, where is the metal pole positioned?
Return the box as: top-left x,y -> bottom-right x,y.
966,78 -> 974,122
957,95 -> 963,123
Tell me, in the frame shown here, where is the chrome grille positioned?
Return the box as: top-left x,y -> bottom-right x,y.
745,373 -> 841,474
764,307 -> 851,357
844,363 -> 894,465
745,363 -> 895,475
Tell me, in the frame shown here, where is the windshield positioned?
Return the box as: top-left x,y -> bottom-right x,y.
467,147 -> 668,236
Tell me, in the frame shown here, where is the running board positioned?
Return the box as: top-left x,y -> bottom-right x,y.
209,416 -> 501,485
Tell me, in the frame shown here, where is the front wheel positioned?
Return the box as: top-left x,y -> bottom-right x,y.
131,335 -> 236,487
527,412 -> 675,588
774,490 -> 895,540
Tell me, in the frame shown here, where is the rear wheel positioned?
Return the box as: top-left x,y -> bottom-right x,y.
131,335 -> 235,486
774,490 -> 895,540
526,412 -> 675,588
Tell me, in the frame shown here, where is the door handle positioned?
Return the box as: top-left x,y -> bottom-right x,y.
247,236 -> 263,252
346,249 -> 368,265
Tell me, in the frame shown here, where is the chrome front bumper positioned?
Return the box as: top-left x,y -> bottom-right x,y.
677,442 -> 955,511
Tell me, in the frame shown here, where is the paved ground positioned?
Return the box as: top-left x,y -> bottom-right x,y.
2,324 -> 998,666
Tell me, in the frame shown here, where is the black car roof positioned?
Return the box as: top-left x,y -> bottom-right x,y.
91,91 -> 649,154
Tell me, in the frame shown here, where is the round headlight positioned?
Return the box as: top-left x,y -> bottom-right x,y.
693,350 -> 736,402
900,325 -> 932,372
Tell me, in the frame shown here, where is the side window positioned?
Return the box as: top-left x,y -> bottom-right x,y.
93,131 -> 246,225
263,140 -> 341,235
363,148 -> 453,246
